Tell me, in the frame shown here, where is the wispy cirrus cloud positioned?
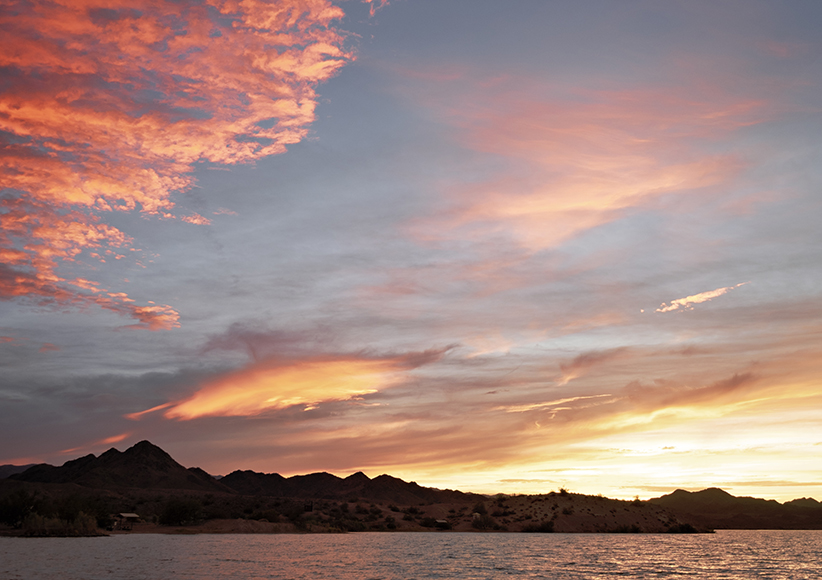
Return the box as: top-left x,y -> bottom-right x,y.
400,73 -> 767,253
656,282 -> 748,313
59,432 -> 132,456
0,0 -> 354,328
363,0 -> 390,17
558,348 -> 631,386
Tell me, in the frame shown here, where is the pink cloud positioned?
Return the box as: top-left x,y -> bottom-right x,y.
363,0 -> 390,17
0,0 -> 354,328
406,78 -> 767,252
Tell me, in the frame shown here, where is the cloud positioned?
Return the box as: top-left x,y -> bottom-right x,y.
495,394 -> 614,415
199,322 -> 339,362
181,213 -> 212,226
38,343 -> 59,353
363,0 -> 389,17
59,432 -> 132,455
0,0 -> 353,327
656,282 -> 749,312
127,348 -> 448,420
624,372 -> 759,410
406,79 -> 766,252
558,347 -> 631,386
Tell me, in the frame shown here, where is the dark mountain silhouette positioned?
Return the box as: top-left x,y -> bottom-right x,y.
649,487 -> 822,529
10,441 -> 229,492
5,442 -> 821,530
7,441 -> 479,504
0,465 -> 35,479
220,469 -> 481,504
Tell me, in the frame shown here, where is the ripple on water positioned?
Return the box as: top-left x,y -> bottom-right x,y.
1,530 -> 821,579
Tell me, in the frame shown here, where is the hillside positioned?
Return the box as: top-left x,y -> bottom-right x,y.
649,488 -> 822,529
2,441 -> 820,533
9,441 -> 229,493
0,465 -> 34,479
220,470 -> 479,505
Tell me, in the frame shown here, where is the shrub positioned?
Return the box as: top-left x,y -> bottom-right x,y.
21,511 -> 99,537
612,524 -> 642,533
435,519 -> 452,530
666,523 -> 699,534
0,489 -> 39,528
522,520 -> 554,533
159,498 -> 202,526
471,514 -> 497,530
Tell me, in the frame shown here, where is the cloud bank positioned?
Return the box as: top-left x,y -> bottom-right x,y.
0,0 -> 353,328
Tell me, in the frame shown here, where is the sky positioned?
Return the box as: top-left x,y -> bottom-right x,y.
1,0 -> 821,502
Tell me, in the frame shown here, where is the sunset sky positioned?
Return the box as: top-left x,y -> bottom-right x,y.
2,0 -> 821,502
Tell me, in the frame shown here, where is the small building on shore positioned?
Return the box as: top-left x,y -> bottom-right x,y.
112,513 -> 141,530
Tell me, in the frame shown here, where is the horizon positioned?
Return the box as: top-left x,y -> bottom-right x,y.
2,0 -> 821,505
5,439 -> 819,504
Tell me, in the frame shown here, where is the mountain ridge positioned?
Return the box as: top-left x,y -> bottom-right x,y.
7,441 -> 482,504
649,487 -> 822,529
4,441 -> 821,530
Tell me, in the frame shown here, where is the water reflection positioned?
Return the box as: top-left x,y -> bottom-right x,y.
1,530 -> 820,579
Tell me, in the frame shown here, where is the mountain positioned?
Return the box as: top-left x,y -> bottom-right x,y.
10,441 -> 229,492
6,442 -> 822,531
6,441 -> 478,503
0,465 -> 35,479
649,488 -> 822,529
220,469 -> 481,504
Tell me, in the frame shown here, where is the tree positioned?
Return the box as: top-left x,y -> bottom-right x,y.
159,498 -> 202,526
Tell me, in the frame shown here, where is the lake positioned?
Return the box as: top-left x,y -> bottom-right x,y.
2,530 -> 820,579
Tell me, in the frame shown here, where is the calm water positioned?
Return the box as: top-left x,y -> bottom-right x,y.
2,530 -> 820,579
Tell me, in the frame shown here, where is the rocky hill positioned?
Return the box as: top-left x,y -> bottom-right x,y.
3,442 -> 820,533
7,441 -> 480,504
649,488 -> 822,529
0,465 -> 34,479
220,469 -> 479,504
9,441 -> 229,493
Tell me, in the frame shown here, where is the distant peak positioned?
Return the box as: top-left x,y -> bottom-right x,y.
123,440 -> 174,459
698,487 -> 732,496
345,471 -> 370,481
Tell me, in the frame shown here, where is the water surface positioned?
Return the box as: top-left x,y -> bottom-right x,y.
2,530 -> 820,579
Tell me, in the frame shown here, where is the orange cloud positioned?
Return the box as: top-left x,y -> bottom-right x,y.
0,0 -> 353,327
656,282 -> 748,313
59,432 -> 132,455
181,213 -> 212,226
128,349 -> 446,420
